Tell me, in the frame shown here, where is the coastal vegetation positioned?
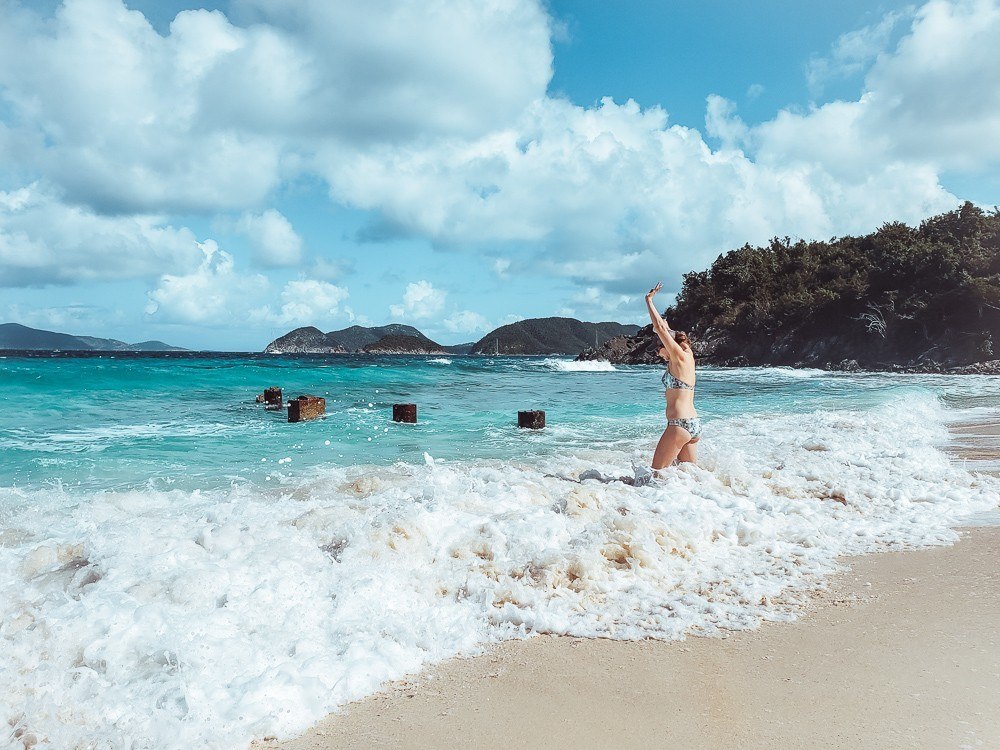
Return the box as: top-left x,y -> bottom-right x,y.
361,334 -> 446,354
470,317 -> 640,355
582,203 -> 1000,370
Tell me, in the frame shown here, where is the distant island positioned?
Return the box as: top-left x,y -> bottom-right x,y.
263,324 -> 466,354
264,318 -> 640,356
579,202 -> 1000,372
362,334 -> 447,355
0,323 -> 185,352
470,318 -> 640,355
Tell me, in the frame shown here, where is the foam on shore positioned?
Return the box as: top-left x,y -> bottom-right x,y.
1,394 -> 998,749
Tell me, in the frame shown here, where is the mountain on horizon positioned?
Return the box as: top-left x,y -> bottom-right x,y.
0,323 -> 185,352
264,319 -> 639,355
264,324 -> 439,354
470,317 -> 641,355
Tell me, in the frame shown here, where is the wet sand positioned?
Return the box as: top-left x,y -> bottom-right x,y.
260,427 -> 1000,750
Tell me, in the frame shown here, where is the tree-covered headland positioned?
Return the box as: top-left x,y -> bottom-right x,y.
582,203 -> 1000,370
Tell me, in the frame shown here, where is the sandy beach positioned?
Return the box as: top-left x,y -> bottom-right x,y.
262,431 -> 1000,750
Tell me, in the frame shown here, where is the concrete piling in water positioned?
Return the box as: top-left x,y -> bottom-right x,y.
393,403 -> 417,423
262,387 -> 283,409
518,410 -> 545,429
288,395 -> 325,422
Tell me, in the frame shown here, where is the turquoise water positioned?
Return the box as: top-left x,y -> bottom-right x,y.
1,353 -> 997,491
3,352 -> 999,749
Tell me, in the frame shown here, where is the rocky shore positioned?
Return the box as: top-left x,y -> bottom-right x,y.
577,324 -> 1000,375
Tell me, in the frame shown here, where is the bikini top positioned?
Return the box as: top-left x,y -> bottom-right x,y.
662,367 -> 695,391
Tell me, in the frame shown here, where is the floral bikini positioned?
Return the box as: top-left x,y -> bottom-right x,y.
661,368 -> 703,440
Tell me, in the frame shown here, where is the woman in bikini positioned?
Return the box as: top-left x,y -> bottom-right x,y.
645,281 -> 701,471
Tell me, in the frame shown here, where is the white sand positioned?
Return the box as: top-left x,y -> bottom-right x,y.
258,421 -> 1000,750
259,526 -> 1000,750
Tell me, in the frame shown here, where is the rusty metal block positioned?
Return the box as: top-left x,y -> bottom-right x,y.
288,395 -> 325,422
263,387 -> 282,408
392,403 -> 417,423
518,410 -> 545,429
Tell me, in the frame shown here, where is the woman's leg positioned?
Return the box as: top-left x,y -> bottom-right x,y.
676,438 -> 699,465
652,426 -> 691,470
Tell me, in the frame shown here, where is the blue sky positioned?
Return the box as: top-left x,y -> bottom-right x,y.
1,0 -> 997,350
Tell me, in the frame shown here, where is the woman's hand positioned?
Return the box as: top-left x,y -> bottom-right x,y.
645,282 -> 662,300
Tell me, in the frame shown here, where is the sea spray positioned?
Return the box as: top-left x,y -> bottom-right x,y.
541,358 -> 617,372
1,393 -> 997,749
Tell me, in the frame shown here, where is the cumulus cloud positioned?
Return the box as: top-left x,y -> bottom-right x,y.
318,1 -> 1000,295
806,9 -> 909,94
560,286 -> 638,323
0,182 -> 202,287
325,94 -> 953,295
5,302 -> 124,332
442,310 -> 491,334
0,0 -> 551,215
3,0 -> 999,310
389,280 -> 447,320
234,209 -> 303,267
251,279 -> 350,325
145,240 -> 267,324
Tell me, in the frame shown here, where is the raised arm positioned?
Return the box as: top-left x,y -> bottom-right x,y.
645,282 -> 684,357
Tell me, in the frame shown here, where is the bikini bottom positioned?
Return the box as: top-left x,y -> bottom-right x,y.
667,417 -> 702,440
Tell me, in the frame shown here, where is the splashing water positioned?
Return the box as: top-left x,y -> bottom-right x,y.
1,354 -> 998,748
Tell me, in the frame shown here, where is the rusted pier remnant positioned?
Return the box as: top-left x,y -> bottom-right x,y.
393,403 -> 417,423
517,410 -> 545,429
259,387 -> 283,409
288,395 -> 325,422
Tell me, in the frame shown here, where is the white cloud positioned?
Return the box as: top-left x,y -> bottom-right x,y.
442,310 -> 491,334
807,10 -> 908,94
145,240 -> 267,324
0,0 -> 551,215
5,302 -> 124,333
2,0 -> 999,308
705,94 -> 749,149
0,182 -> 203,287
234,209 -> 303,267
492,258 -> 511,278
389,280 -> 446,320
255,279 -> 350,325
564,286 -> 637,322
319,1 -> 1000,296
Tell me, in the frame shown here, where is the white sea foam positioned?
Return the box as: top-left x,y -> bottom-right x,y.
428,358 -> 452,365
1,394 -> 998,749
542,358 -> 617,372
702,366 -> 828,380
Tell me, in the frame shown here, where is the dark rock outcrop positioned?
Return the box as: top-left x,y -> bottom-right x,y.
471,318 -> 641,355
579,325 -> 999,373
950,359 -> 1000,375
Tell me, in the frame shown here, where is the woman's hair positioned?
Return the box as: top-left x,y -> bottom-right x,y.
673,330 -> 692,349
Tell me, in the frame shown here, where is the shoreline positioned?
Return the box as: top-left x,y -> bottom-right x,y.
259,527 -> 1000,750
259,420 -> 1000,750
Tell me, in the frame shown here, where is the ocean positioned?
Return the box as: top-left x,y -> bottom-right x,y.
1,353 -> 998,748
